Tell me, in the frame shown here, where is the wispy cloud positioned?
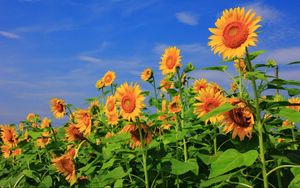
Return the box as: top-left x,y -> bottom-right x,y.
175,12 -> 198,26
265,47 -> 300,64
244,2 -> 281,23
153,43 -> 208,54
0,31 -> 21,39
79,55 -> 103,64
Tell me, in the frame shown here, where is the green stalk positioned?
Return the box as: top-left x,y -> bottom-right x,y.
275,160 -> 283,188
275,65 -> 279,96
213,126 -> 217,155
137,119 -> 149,188
291,128 -> 297,150
176,69 -> 188,162
245,48 -> 268,188
152,75 -> 159,102
238,59 -> 244,98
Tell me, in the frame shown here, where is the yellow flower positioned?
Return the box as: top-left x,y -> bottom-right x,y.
194,88 -> 226,124
231,82 -> 237,92
287,97 -> 300,111
160,77 -> 174,93
96,79 -> 105,89
50,98 -> 66,119
193,79 -> 208,93
208,7 -> 261,59
234,58 -> 247,73
103,71 -> 116,86
1,145 -> 11,158
0,126 -> 18,147
107,110 -> 119,126
19,123 -> 25,132
282,120 -> 293,127
159,46 -> 182,75
105,96 -> 117,115
161,99 -> 167,113
41,117 -> 51,129
66,124 -> 83,142
27,113 -> 38,123
168,96 -> 182,113
74,109 -> 92,136
223,98 -> 254,141
115,83 -> 145,122
36,132 -> 51,148
141,68 -> 153,81
52,153 -> 77,185
120,124 -> 152,148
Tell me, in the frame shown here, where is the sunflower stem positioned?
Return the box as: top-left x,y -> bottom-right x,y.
213,126 -> 217,155
176,68 -> 188,162
275,65 -> 279,96
238,59 -> 244,98
137,118 -> 149,188
245,48 -> 268,188
152,75 -> 159,102
291,128 -> 297,150
275,159 -> 283,188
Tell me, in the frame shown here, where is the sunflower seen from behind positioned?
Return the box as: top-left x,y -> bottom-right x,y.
208,7 -> 261,59
115,82 -> 145,122
159,46 -> 182,75
50,98 -> 67,119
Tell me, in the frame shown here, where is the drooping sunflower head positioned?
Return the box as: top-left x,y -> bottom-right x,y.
223,98 -> 254,141
159,46 -> 182,75
0,126 -> 18,147
95,79 -> 105,89
141,68 -> 153,82
194,88 -> 226,124
234,58 -> 247,73
52,153 -> 77,185
120,124 -> 152,148
103,71 -> 116,86
41,117 -> 51,129
208,7 -> 261,59
74,109 -> 92,136
160,77 -> 174,93
66,124 -> 84,142
105,96 -> 117,115
88,100 -> 100,114
287,97 -> 300,111
168,96 -> 182,113
115,82 -> 145,122
193,78 -> 208,93
50,98 -> 66,119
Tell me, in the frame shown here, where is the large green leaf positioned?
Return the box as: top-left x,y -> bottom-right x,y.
289,167 -> 300,188
277,108 -> 300,123
171,158 -> 199,175
201,103 -> 234,122
209,149 -> 258,178
200,172 -> 238,188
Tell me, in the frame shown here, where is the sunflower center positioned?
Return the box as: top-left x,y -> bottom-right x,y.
223,21 -> 249,49
6,131 -> 14,143
121,95 -> 136,113
105,75 -> 112,83
204,98 -> 219,112
56,103 -> 64,113
229,108 -> 250,128
166,56 -> 176,69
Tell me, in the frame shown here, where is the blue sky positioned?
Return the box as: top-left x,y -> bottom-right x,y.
1,0 -> 300,124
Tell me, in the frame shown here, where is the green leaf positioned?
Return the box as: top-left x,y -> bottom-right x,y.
288,88 -> 300,96
289,167 -> 300,188
209,149 -> 258,178
171,158 -> 199,175
288,61 -> 300,65
200,172 -> 238,188
246,71 -> 267,81
101,158 -> 116,170
202,65 -> 227,72
114,179 -> 123,188
277,108 -> 300,123
201,103 -> 234,122
39,176 -> 52,188
248,50 -> 266,60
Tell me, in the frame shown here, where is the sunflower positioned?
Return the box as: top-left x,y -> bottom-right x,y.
141,68 -> 153,81
282,120 -> 293,127
19,123 -> 25,132
208,82 -> 223,93
26,113 -> 37,123
115,83 -> 145,122
1,145 -> 10,158
95,79 -> 105,89
193,79 -> 208,93
105,96 -> 117,115
105,132 -> 115,139
74,109 -> 92,136
41,117 -> 51,129
287,97 -> 300,111
36,132 -> 51,148
0,126 -> 18,147
107,110 -> 119,126
103,71 -> 116,86
194,88 -> 226,124
161,99 -> 167,112
50,98 -> 66,119
160,77 -> 174,93
168,96 -> 182,113
223,98 -> 254,141
159,46 -> 182,75
208,7 -> 261,59
66,124 -> 83,142
120,124 -> 152,148
88,100 -> 100,112
52,153 -> 77,185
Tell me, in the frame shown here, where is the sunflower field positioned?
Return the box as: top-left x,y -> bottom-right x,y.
1,7 -> 300,188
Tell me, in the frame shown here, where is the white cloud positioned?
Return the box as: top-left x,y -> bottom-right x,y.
265,47 -> 300,64
244,2 -> 281,23
79,55 -> 103,64
175,12 -> 198,26
0,31 -> 20,39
